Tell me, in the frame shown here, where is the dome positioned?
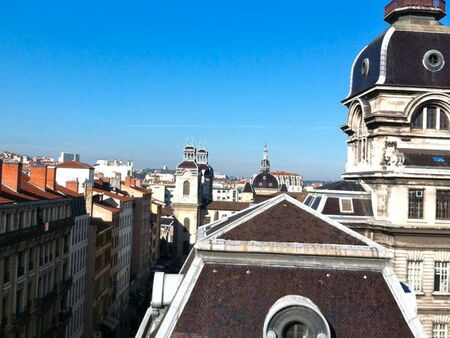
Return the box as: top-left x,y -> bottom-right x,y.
252,172 -> 279,190
348,23 -> 450,98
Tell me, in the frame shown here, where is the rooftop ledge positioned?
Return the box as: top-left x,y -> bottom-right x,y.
195,240 -> 394,259
385,0 -> 446,23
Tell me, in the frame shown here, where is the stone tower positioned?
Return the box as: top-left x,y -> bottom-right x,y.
341,1 -> 450,334
172,144 -> 212,262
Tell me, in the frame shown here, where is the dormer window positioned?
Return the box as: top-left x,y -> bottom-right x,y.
264,296 -> 330,338
339,198 -> 354,214
411,105 -> 449,131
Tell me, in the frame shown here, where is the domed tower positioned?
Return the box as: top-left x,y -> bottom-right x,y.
341,1 -> 450,334
196,147 -> 214,203
172,144 -> 202,261
252,144 -> 279,195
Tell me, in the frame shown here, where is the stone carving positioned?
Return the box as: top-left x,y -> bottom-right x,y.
383,141 -> 405,166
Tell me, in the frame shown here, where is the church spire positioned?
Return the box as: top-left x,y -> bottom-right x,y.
260,143 -> 270,173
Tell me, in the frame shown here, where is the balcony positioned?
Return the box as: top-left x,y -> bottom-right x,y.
0,217 -> 74,248
385,0 -> 446,21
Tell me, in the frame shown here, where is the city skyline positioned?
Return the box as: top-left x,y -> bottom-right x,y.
3,1 -> 449,179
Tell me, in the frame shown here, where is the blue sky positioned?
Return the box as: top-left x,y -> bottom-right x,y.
2,1 -> 448,179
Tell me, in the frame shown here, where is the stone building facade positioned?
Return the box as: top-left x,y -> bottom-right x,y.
311,1 -> 450,336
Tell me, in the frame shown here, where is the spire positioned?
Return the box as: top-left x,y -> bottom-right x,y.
384,0 -> 446,24
260,143 -> 270,173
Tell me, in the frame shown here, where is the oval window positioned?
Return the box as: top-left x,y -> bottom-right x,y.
423,50 -> 445,72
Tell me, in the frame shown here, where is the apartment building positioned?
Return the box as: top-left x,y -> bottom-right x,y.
0,161 -> 74,338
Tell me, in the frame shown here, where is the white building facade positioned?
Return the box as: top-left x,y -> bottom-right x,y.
94,160 -> 134,179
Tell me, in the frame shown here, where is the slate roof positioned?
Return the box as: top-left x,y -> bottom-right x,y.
207,201 -> 251,212
252,172 -> 279,190
349,27 -> 450,98
322,198 -> 374,217
172,264 -> 414,338
319,180 -> 366,192
218,200 -> 367,246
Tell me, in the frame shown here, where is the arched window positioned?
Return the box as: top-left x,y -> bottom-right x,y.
264,296 -> 330,338
183,217 -> 190,232
183,181 -> 190,196
412,105 -> 450,131
351,106 -> 369,165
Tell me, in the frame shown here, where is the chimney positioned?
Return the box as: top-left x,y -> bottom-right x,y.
46,166 -> 56,190
2,162 -> 23,191
30,166 -> 48,190
124,176 -> 132,187
85,182 -> 94,215
131,178 -> 137,187
66,180 -> 79,193
135,179 -> 142,187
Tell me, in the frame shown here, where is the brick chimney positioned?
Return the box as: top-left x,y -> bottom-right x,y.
66,180 -> 79,193
2,162 -> 23,191
30,166 -> 48,190
46,166 -> 56,190
124,176 -> 132,187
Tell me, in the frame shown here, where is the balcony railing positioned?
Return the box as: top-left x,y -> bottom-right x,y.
385,0 -> 446,16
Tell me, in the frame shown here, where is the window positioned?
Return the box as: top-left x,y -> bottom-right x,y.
408,189 -> 424,219
352,107 -> 369,164
407,261 -> 423,292
434,262 -> 449,293
183,218 -> 190,232
423,50 -> 445,72
412,105 -> 450,131
304,196 -> 314,207
265,296 -> 330,338
432,323 -> 448,338
183,181 -> 190,196
339,198 -> 354,213
437,191 -> 450,220
311,197 -> 322,210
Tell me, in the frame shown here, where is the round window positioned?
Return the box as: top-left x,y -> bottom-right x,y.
423,50 -> 445,72
361,58 -> 370,77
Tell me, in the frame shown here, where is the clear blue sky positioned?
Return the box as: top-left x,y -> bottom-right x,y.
2,1 -> 448,179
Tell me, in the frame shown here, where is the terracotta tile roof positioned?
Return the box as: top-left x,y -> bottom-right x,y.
272,171 -> 300,176
218,200 -> 367,246
93,188 -> 134,202
55,161 -> 94,169
207,201 -> 251,212
173,264 -> 414,338
94,202 -> 121,214
55,184 -> 83,198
